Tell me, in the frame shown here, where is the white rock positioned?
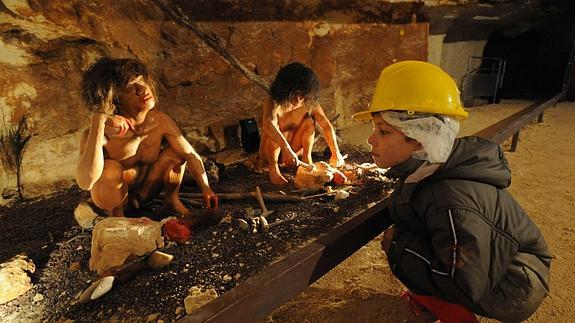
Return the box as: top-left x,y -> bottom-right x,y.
89,217 -> 164,275
78,275 -> 115,303
74,202 -> 100,229
90,276 -> 115,300
334,190 -> 350,200
0,254 -> 35,304
33,293 -> 44,302
146,251 -> 174,270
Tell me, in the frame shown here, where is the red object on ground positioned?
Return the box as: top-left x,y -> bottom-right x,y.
332,169 -> 348,185
163,219 -> 191,243
402,291 -> 479,323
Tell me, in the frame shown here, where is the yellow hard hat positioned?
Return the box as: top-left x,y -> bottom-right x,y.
352,60 -> 468,120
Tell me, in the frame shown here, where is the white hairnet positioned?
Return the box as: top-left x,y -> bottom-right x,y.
380,111 -> 460,163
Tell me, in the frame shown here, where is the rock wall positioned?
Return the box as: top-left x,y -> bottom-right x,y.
0,0 -> 427,201
440,40 -> 487,89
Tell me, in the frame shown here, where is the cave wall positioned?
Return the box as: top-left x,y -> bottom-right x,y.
440,40 -> 487,89
0,0 -> 428,201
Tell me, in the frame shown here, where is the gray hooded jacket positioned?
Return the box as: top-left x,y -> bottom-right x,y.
383,136 -> 551,322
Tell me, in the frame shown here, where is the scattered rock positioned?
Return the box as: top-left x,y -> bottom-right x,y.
74,202 -> 100,229
33,293 -> 44,302
69,262 -> 81,271
78,276 -> 115,303
0,254 -> 35,304
146,313 -> 160,322
184,287 -> 218,314
334,190 -> 350,200
146,251 -> 174,270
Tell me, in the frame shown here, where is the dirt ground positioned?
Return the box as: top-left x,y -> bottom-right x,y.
270,101 -> 575,322
1,101 -> 573,322
0,145 -> 392,322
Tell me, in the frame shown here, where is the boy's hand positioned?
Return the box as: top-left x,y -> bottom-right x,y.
202,188 -> 219,209
104,115 -> 134,137
281,146 -> 299,168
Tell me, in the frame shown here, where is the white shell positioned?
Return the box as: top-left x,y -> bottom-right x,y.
146,251 -> 174,270
90,276 -> 115,300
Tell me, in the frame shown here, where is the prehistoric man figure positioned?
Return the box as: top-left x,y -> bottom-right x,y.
259,62 -> 345,185
75,57 -> 218,217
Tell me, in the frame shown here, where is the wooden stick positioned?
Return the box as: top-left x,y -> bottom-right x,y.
152,0 -> 271,94
180,192 -> 305,203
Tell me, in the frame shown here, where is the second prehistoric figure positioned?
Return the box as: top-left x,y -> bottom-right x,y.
259,62 -> 345,185
76,57 -> 218,217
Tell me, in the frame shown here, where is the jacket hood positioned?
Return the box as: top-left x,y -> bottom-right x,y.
432,136 -> 512,188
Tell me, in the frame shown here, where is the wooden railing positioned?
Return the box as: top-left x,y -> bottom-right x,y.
473,94 -> 563,151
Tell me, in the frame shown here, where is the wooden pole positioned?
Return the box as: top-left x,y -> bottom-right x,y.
152,0 -> 271,94
180,192 -> 305,203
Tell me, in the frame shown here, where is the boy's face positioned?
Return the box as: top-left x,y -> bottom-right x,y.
119,75 -> 155,112
368,114 -> 421,168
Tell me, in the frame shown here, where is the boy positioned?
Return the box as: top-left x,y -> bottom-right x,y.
76,57 -> 218,217
353,61 -> 551,322
259,62 -> 345,185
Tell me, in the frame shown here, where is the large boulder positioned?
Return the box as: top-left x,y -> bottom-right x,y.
89,217 -> 164,275
0,254 -> 35,304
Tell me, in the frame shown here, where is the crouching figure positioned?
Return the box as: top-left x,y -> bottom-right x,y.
76,57 -> 218,217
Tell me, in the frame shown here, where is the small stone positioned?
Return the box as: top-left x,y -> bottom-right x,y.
212,253 -> 219,258
175,307 -> 184,315
223,275 -> 232,282
69,261 -> 81,271
184,287 -> 218,314
74,202 -> 100,229
33,293 -> 44,302
234,273 -> 241,279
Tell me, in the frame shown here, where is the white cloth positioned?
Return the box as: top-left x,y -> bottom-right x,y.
380,111 -> 459,163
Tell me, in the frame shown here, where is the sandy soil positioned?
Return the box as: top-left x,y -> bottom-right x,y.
269,101 -> 575,322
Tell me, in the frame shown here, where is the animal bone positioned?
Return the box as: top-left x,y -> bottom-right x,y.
252,186 -> 275,218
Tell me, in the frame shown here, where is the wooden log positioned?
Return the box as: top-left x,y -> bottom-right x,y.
179,192 -> 305,203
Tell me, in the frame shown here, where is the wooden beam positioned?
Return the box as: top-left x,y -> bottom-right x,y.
474,94 -> 563,145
